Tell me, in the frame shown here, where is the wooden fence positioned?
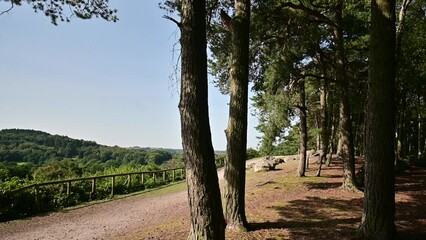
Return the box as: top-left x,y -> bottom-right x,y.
9,168 -> 185,212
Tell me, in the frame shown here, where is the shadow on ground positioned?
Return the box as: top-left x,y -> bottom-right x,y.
394,166 -> 426,239
250,196 -> 363,239
248,165 -> 426,240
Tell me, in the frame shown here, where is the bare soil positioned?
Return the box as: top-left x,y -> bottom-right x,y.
0,157 -> 425,240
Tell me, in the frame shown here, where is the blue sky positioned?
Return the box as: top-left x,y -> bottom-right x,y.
0,1 -> 259,150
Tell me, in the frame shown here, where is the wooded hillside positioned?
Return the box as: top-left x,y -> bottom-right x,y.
0,129 -> 179,181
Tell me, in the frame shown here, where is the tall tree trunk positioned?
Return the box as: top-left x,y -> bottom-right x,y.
398,94 -> 408,159
222,0 -> 250,231
317,79 -> 329,177
334,0 -> 357,190
395,0 -> 413,62
360,0 -> 396,238
395,0 -> 413,162
420,115 -> 426,160
411,111 -> 419,160
179,0 -> 225,238
297,80 -> 307,177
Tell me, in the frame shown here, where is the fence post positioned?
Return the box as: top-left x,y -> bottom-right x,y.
111,176 -> 115,196
66,181 -> 71,197
127,174 -> 131,189
141,173 -> 145,187
153,173 -> 156,184
35,184 -> 42,212
90,178 -> 96,200
172,169 -> 175,181
163,171 -> 166,182
180,168 -> 184,179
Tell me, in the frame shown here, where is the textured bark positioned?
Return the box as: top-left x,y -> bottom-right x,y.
179,1 -> 225,238
398,94 -> 408,158
333,0 -> 356,189
395,0 -> 413,62
297,80 -> 307,177
411,113 -> 419,159
395,0 -> 414,162
222,0 -> 250,231
317,79 -> 330,177
420,117 -> 426,159
360,0 -> 396,238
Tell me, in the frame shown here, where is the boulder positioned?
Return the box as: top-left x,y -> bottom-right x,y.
282,155 -> 298,162
245,161 -> 256,169
253,157 -> 285,172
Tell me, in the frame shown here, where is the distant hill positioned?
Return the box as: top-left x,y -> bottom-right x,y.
0,129 -> 176,168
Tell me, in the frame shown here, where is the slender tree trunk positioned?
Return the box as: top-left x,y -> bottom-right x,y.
411,112 -> 419,160
398,94 -> 408,159
222,0 -> 250,231
179,1 -> 225,238
317,79 -> 329,177
327,102 -> 337,167
396,0 -> 413,62
359,0 -> 396,238
333,0 -> 357,189
297,80 -> 307,177
420,116 -> 426,159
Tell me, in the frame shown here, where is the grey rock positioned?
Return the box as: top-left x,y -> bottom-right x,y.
253,157 -> 285,172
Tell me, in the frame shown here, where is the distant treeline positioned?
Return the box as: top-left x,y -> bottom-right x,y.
0,129 -> 182,182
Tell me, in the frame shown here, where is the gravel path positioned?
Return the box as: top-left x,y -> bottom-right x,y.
0,161 -> 263,240
0,187 -> 189,240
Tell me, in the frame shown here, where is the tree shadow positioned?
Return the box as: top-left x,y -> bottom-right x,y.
305,182 -> 341,190
394,166 -> 426,238
248,166 -> 426,239
248,196 -> 363,239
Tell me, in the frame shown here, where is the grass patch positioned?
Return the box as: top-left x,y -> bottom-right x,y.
63,180 -> 186,212
141,180 -> 187,197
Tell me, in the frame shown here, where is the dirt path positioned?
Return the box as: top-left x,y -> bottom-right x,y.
1,157 -> 425,240
0,165 -> 235,240
0,183 -> 189,240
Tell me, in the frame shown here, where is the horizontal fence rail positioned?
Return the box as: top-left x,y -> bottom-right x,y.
7,168 -> 185,213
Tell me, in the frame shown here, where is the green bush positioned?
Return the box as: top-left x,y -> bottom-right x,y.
0,178 -> 36,221
0,167 -> 183,222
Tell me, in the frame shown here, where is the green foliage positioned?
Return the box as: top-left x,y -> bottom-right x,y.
33,159 -> 82,181
247,0 -> 372,157
0,177 -> 34,221
272,125 -> 300,156
0,165 -> 183,222
0,129 -> 187,221
246,148 -> 260,160
0,162 -> 33,182
7,0 -> 118,25
0,129 -> 176,179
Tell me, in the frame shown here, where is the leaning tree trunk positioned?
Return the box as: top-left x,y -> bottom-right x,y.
179,0 -> 225,238
359,0 -> 396,238
334,0 -> 357,190
222,0 -> 250,231
297,80 -> 307,177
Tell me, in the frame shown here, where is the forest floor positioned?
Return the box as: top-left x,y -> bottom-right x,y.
0,156 -> 425,240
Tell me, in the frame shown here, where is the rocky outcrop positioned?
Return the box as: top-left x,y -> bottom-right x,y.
251,157 -> 285,172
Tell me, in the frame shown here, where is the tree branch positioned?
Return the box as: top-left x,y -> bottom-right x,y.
207,0 -> 219,27
275,1 -> 337,28
163,15 -> 181,28
0,0 -> 14,16
300,73 -> 332,82
220,10 -> 234,32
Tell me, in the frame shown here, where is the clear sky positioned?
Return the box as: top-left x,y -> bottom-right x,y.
0,1 -> 259,150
